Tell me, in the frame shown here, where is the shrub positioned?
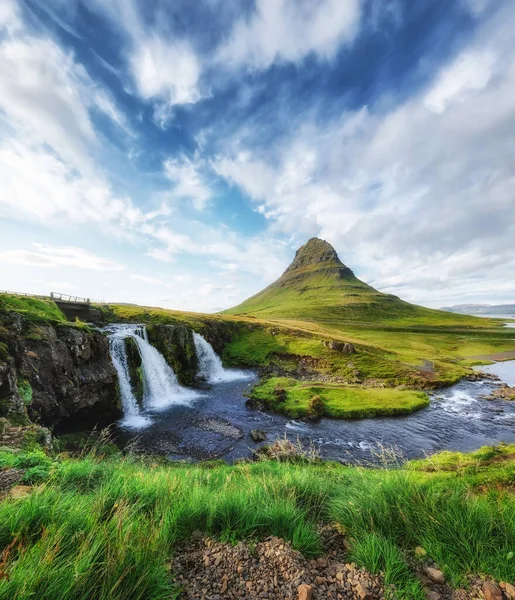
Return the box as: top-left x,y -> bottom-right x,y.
273,385 -> 287,402
22,465 -> 51,484
307,394 -> 325,419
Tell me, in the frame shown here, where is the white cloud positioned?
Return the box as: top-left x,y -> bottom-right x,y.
0,33 -> 131,170
130,36 -> 201,107
163,156 -> 212,210
217,0 -> 362,70
424,50 -> 496,114
88,0 -> 203,125
0,244 -> 125,271
0,138 -> 144,226
0,0 -> 22,33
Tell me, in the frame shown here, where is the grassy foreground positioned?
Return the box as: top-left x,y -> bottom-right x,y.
1,443 -> 515,599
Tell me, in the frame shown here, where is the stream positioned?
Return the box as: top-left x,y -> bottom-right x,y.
108,325 -> 515,464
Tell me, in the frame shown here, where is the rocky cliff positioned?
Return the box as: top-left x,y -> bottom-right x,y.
147,324 -> 199,385
0,312 -> 120,430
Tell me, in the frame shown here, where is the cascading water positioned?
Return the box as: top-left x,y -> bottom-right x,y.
193,332 -> 252,383
106,324 -> 198,428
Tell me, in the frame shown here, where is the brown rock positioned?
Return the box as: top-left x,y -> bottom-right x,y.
425,567 -> 445,584
424,590 -> 441,600
298,583 -> 313,600
482,581 -> 503,600
503,582 -> 515,600
355,582 -> 373,599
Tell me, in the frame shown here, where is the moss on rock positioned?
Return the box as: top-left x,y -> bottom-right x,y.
147,324 -> 199,386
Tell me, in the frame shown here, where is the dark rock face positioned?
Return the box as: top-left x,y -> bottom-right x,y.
147,324 -> 199,386
0,313 -> 120,430
125,337 -> 144,403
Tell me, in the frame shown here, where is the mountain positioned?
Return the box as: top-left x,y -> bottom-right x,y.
441,304 -> 515,316
223,238 -> 478,325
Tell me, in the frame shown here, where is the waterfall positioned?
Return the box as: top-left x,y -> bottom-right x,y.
193,332 -> 252,383
106,324 -> 198,428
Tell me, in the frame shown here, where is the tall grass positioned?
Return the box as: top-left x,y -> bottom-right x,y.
0,451 -> 514,599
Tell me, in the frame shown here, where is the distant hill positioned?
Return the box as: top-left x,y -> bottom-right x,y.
223,238 -> 484,326
440,304 -> 515,316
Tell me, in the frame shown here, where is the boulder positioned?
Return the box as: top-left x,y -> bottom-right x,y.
250,429 -> 267,442
325,341 -> 355,354
482,581 -> 503,600
424,590 -> 441,600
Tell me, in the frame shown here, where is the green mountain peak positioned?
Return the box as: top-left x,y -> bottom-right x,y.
222,238 -> 477,325
283,237 -> 354,278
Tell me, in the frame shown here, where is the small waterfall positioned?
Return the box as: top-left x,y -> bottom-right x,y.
108,333 -> 150,428
106,324 -> 198,428
193,332 -> 251,383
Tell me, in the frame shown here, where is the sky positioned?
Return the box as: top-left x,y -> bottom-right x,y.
0,0 -> 514,312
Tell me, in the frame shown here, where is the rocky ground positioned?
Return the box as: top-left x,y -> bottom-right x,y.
171,532 -> 386,600
171,532 -> 515,600
0,468 -> 23,497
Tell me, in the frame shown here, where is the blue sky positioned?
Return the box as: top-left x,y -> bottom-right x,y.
0,0 -> 514,312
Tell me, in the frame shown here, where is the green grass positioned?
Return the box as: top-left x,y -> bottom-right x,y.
1,447 -> 515,599
0,295 -> 65,324
250,376 -> 430,418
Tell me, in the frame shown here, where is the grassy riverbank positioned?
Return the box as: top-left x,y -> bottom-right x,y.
0,443 -> 514,599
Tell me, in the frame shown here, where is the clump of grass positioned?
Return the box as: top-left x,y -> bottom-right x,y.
351,532 -> 425,599
255,435 -> 321,463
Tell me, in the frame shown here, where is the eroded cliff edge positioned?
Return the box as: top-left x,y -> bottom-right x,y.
0,311 -> 120,430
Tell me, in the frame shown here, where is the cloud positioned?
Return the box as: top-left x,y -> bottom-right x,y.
0,244 -> 125,271
0,138 -> 145,226
424,49 -> 496,114
0,31 -> 131,170
216,0 -> 362,70
0,0 -> 22,33
130,36 -> 201,110
163,156 -> 213,210
87,0 -> 203,125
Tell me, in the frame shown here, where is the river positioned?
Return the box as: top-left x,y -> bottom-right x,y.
111,322 -> 515,463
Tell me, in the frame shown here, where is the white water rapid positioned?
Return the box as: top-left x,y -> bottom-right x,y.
107,324 -> 198,428
193,332 -> 252,383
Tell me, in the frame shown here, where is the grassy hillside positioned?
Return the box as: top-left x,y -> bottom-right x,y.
0,294 -> 66,324
0,442 -> 514,599
223,238 -> 498,328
